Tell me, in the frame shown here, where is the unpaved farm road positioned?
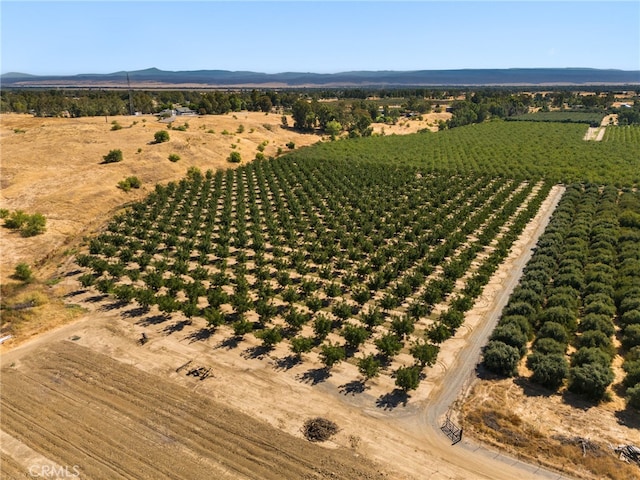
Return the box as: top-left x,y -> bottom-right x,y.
412,184 -> 575,480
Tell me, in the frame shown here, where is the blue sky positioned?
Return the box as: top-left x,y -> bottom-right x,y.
1,1 -> 639,75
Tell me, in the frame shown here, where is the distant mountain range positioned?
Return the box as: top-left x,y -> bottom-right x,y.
2,67 -> 639,88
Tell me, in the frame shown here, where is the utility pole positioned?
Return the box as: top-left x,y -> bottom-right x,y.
127,73 -> 134,116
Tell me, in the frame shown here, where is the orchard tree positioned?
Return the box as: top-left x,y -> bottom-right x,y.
410,340 -> 439,368
320,343 -> 346,368
527,353 -> 568,389
395,365 -> 421,392
357,354 -> 381,381
290,336 -> 314,358
482,340 -> 520,376
568,363 -> 614,400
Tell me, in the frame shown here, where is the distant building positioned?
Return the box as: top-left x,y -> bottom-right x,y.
175,106 -> 196,116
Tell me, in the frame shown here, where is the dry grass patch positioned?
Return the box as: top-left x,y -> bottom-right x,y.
460,380 -> 640,480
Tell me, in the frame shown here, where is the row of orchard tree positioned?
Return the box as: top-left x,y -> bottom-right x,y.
483,184 -> 640,407
73,159 -> 550,394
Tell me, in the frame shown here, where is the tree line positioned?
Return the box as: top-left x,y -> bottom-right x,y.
3,88 -> 637,129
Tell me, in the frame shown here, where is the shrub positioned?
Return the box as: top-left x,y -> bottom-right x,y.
482,340 -> 520,376
286,141 -> 295,149
110,121 -> 122,131
117,176 -> 141,192
102,149 -> 123,164
13,262 -> 33,282
19,213 -> 46,237
168,153 -> 180,162
154,130 -> 170,143
228,151 -> 242,163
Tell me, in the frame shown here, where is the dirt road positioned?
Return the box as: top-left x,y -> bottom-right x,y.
412,185 -> 574,479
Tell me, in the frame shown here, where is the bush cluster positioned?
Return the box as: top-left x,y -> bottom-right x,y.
117,176 -> 142,192
1,209 -> 46,237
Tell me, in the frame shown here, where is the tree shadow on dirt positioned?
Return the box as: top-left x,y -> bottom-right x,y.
64,289 -> 87,298
513,377 -> 556,398
297,367 -> 331,385
217,336 -> 242,350
124,306 -> 154,319
560,390 -> 601,411
84,294 -> 108,303
273,354 -> 301,371
376,389 -> 409,410
615,405 -> 640,430
186,327 -> 215,343
100,299 -> 130,311
242,345 -> 272,360
163,319 -> 192,335
136,314 -> 167,327
339,380 -> 368,396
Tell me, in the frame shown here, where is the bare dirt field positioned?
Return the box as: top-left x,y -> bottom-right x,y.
1,340 -> 388,480
1,112 -> 638,480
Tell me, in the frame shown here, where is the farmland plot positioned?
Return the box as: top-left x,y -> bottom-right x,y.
73,157 -> 553,393
0,341 -> 388,480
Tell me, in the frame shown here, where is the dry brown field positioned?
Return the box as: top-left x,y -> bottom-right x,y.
1,111 -> 639,480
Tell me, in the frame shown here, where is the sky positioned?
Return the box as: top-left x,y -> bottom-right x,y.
1,1 -> 639,76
